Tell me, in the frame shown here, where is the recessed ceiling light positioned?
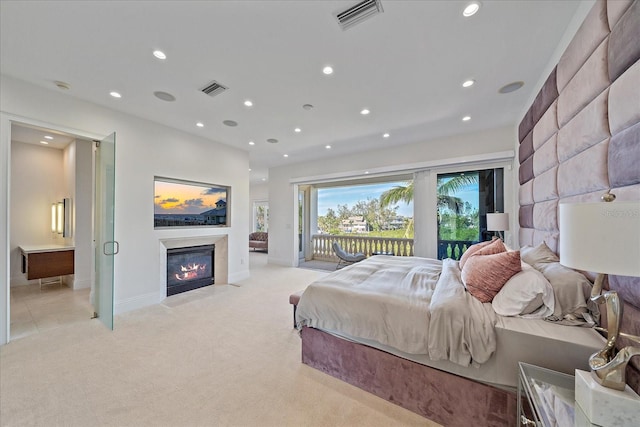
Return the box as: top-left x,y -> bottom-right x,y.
223,120 -> 238,127
262,178 -> 267,181
244,100 -> 253,107
283,154 -> 289,158
248,141 -> 255,145
110,91 -> 122,98
153,50 -> 166,60
294,128 -> 301,133
462,116 -> 471,121
303,104 -> 314,110
383,133 -> 390,138
196,122 -> 204,127
40,141 -> 49,145
463,2 -> 481,17
154,91 -> 176,102
499,81 -> 525,94
323,66 -> 334,75
44,135 -> 54,140
462,79 -> 475,88
326,145 -> 331,149
267,138 -> 278,144
360,109 -> 370,115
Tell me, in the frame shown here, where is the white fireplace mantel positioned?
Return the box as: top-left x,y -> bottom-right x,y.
159,235 -> 228,298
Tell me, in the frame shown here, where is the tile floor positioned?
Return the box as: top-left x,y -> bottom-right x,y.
9,281 -> 93,341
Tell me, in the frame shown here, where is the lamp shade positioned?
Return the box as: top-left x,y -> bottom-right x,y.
559,201 -> 640,277
487,212 -> 509,231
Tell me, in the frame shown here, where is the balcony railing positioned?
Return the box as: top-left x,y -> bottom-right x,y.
311,234 -> 414,261
437,239 -> 476,260
310,235 -> 478,262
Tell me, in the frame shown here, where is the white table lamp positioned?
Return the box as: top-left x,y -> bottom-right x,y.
559,195 -> 640,427
486,212 -> 509,240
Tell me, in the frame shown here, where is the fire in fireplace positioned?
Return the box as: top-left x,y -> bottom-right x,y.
166,244 -> 214,296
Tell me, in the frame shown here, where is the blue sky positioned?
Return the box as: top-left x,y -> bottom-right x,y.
318,182 -> 413,217
317,180 -> 479,217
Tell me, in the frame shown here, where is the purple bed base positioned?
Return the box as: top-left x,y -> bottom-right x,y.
301,326 -> 517,426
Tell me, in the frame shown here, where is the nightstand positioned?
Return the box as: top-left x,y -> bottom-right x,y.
518,362 -> 593,426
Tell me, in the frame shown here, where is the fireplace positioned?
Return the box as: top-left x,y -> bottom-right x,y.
166,244 -> 214,296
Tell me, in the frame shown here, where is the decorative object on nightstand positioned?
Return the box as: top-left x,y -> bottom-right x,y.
559,195 -> 640,425
486,211 -> 509,240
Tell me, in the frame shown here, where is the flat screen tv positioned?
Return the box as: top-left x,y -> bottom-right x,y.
154,177 -> 230,228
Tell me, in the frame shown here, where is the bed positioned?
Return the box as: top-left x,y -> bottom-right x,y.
295,245 -> 606,426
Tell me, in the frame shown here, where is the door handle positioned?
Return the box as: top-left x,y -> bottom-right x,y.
103,241 -> 120,255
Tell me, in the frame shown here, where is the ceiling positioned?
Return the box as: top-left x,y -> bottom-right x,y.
0,1 -> 584,183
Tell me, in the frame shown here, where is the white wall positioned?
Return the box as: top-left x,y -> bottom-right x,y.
9,141 -> 66,284
1,75 -> 250,344
268,126 -> 516,266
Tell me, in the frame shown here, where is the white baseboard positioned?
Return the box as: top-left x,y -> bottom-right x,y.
72,278 -> 91,290
228,269 -> 250,284
114,291 -> 162,315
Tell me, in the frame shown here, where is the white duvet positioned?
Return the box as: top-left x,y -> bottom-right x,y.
295,256 -> 498,367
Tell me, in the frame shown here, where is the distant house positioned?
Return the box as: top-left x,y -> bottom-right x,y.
384,217 -> 408,230
339,216 -> 368,233
202,200 -> 227,225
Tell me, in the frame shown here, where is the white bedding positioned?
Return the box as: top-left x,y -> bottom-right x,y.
295,256 -> 497,367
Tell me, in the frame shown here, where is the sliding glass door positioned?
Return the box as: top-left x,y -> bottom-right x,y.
436,168 -> 503,260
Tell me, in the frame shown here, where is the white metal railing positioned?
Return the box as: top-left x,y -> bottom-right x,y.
312,234 -> 414,261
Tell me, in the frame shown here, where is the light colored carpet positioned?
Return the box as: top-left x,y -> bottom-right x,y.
1,253 -> 440,427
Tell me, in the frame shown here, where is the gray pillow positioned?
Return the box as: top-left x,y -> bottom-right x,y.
536,262 -> 591,317
520,241 -> 559,267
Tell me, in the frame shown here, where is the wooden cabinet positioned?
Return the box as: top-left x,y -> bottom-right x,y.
20,245 -> 75,280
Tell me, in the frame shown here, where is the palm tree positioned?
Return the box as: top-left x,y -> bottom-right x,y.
380,174 -> 478,213
379,174 -> 479,238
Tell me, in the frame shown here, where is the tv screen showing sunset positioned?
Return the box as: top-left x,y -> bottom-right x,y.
154,178 -> 228,228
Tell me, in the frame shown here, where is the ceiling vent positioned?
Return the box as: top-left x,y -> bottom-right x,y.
335,0 -> 383,30
201,81 -> 228,97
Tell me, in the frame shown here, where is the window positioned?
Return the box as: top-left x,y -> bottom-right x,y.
317,181 -> 414,238
253,201 -> 269,232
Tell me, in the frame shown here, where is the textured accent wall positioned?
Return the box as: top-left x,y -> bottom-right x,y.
518,0 -> 640,392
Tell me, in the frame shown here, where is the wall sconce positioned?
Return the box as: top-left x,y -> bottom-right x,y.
51,198 -> 71,237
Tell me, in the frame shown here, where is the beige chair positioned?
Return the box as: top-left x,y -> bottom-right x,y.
332,241 -> 365,269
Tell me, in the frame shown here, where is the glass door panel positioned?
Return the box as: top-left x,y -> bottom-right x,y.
95,132 -> 116,330
436,169 -> 503,260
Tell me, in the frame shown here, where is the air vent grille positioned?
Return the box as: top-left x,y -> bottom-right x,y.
201,81 -> 228,97
336,0 -> 383,30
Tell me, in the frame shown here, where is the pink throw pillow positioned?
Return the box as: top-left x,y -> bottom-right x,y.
462,250 -> 522,303
459,238 -> 506,269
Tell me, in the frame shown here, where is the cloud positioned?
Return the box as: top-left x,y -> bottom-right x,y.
158,197 -> 180,205
202,187 -> 226,196
183,198 -> 205,207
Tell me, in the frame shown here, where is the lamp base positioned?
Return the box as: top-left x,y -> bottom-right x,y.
574,370 -> 640,427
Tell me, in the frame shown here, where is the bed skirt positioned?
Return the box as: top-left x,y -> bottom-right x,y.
301,326 -> 517,426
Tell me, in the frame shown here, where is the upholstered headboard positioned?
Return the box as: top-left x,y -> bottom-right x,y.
518,0 -> 640,393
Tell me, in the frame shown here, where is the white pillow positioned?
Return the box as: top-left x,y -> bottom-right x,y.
492,262 -> 555,318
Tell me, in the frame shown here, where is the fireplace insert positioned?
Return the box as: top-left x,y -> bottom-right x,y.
166,244 -> 214,296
